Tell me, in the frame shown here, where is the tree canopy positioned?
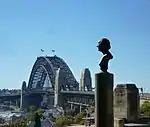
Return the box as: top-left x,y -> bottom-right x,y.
140,101 -> 150,116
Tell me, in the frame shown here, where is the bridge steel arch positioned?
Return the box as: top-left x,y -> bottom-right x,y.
27,56 -> 79,90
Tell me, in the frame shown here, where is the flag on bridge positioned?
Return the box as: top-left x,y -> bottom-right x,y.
41,49 -> 44,52
52,50 -> 55,52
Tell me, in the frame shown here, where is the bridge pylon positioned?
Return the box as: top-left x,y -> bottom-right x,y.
54,68 -> 63,107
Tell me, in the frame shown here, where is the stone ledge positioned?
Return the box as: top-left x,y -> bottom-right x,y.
114,118 -> 124,127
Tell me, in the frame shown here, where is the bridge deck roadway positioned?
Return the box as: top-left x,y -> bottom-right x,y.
67,101 -> 90,106
1,91 -> 150,101
0,90 -> 94,97
60,91 -> 95,95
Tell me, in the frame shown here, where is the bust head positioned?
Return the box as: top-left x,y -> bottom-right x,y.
97,38 -> 111,54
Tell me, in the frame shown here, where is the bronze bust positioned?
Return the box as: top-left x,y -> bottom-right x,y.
97,38 -> 113,72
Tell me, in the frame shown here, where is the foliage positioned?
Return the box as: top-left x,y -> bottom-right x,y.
34,113 -> 41,127
1,111 -> 86,127
29,105 -> 37,112
0,108 -> 44,127
26,113 -> 35,122
55,115 -> 74,127
79,120 -> 84,125
49,115 -> 56,122
26,108 -> 44,122
1,119 -> 27,127
140,101 -> 150,116
65,115 -> 75,124
1,107 -> 89,127
54,112 -> 85,127
55,116 -> 67,127
36,108 -> 45,118
74,112 -> 85,124
12,120 -> 27,127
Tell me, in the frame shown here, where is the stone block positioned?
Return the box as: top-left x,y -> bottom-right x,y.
114,84 -> 140,122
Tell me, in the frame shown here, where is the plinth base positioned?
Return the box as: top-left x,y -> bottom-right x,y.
95,72 -> 114,127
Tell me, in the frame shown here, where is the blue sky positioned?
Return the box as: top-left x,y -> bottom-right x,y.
0,0 -> 150,92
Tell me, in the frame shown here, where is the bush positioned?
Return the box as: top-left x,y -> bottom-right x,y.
29,105 -> 37,112
79,120 -> 84,125
3,119 -> 28,127
74,112 -> 84,124
141,101 -> 150,116
55,117 -> 66,127
65,115 -> 75,124
55,115 -> 73,127
26,108 -> 44,122
50,115 -> 56,122
36,108 -> 44,118
26,113 -> 35,122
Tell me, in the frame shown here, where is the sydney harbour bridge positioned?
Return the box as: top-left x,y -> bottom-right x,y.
19,55 -> 95,111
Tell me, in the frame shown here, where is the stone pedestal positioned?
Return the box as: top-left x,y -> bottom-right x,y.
20,94 -> 29,110
95,72 -> 114,127
54,68 -> 63,107
114,84 -> 139,122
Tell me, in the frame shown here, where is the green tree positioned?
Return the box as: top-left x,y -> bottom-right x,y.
65,115 -> 75,124
55,117 -> 66,127
141,101 -> 150,116
36,108 -> 44,118
29,105 -> 37,112
55,116 -> 73,127
5,118 -> 28,127
26,113 -> 35,122
74,112 -> 85,124
50,115 -> 56,122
